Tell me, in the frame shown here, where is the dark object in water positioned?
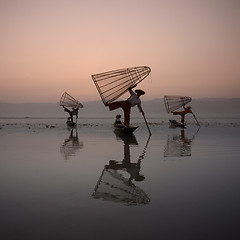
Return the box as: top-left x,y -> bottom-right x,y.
169,119 -> 186,128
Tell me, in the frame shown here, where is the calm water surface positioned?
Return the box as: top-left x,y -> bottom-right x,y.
0,120 -> 240,240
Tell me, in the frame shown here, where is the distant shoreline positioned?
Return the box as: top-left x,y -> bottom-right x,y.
1,116 -> 240,120
1,98 -> 239,119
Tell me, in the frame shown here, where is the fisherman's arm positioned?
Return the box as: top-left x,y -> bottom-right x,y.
128,88 -> 135,96
128,84 -> 137,95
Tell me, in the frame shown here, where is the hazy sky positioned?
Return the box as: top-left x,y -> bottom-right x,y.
1,0 -> 240,103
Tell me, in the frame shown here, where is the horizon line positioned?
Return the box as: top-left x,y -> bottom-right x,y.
1,97 -> 240,104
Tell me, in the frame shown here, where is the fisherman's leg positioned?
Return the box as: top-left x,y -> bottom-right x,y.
64,107 -> 71,114
108,101 -> 125,111
123,144 -> 131,166
123,104 -> 131,127
181,115 -> 185,124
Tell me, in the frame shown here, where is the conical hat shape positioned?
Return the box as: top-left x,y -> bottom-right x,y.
60,92 -> 83,108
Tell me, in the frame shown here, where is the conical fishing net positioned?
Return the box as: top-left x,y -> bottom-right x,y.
92,168 -> 150,205
164,134 -> 192,157
164,95 -> 192,113
59,92 -> 83,108
92,66 -> 151,106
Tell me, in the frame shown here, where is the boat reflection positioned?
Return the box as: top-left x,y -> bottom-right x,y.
92,132 -> 151,206
164,128 -> 199,158
60,128 -> 83,160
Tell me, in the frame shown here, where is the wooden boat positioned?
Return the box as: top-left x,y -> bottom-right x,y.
169,120 -> 186,128
114,123 -> 138,134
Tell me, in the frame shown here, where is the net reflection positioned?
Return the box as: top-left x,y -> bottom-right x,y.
60,128 -> 83,160
92,132 -> 151,206
164,128 -> 200,158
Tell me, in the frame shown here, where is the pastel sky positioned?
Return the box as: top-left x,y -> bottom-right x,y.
1,0 -> 240,103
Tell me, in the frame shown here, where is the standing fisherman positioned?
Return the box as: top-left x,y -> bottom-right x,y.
63,107 -> 79,124
172,106 -> 197,125
107,85 -> 145,127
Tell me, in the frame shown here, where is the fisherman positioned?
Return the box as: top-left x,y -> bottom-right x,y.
107,85 -> 145,127
63,106 -> 79,123
172,106 -> 196,124
114,114 -> 122,126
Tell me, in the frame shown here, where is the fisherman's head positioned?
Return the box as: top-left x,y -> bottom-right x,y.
135,89 -> 145,97
116,114 -> 121,119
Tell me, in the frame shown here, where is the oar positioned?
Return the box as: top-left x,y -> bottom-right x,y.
192,113 -> 200,126
130,84 -> 151,135
140,106 -> 152,136
138,134 -> 151,162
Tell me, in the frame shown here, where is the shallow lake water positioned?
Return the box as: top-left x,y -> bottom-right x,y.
0,119 -> 240,240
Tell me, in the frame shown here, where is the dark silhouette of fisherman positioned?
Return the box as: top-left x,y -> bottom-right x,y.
172,106 -> 196,124
107,85 -> 145,127
63,106 -> 79,123
105,131 -> 145,183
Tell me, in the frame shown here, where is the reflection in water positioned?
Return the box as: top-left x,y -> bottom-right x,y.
60,128 -> 83,160
164,128 -> 200,157
92,132 -> 151,206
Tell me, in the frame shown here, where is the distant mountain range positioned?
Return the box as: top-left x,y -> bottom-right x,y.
0,98 -> 239,118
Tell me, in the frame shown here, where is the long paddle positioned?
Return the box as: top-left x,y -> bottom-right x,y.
192,113 -> 200,126
140,106 -> 152,136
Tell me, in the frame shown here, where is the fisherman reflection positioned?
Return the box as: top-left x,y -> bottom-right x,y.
112,130 -> 150,183
164,128 -> 199,158
106,138 -> 145,184
92,132 -> 150,205
60,128 -> 83,160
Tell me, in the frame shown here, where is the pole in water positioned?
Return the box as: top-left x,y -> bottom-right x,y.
194,116 -> 200,126
140,107 -> 152,136
192,113 -> 200,126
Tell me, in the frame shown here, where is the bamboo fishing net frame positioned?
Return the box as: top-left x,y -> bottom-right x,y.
164,95 -> 192,113
92,66 -> 151,106
59,92 -> 83,108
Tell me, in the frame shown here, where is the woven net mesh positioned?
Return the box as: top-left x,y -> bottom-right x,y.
92,66 -> 151,105
59,92 -> 83,108
164,95 -> 192,113
92,168 -> 150,205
